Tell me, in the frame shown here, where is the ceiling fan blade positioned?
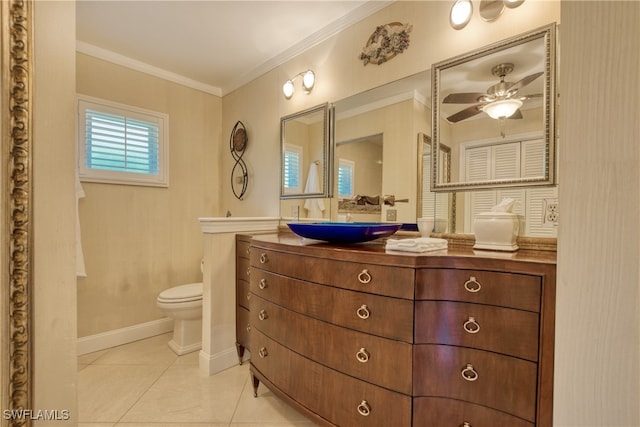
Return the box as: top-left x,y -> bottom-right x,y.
508,109 -> 523,119
446,104 -> 483,123
506,71 -> 543,95
443,92 -> 488,104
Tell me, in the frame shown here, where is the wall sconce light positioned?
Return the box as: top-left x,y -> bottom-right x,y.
282,69 -> 315,99
450,0 -> 524,30
450,0 -> 473,30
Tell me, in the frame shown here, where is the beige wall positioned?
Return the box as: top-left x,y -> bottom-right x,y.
556,2 -> 640,425
220,0 -> 561,218
76,54 -> 221,337
33,0 -> 78,420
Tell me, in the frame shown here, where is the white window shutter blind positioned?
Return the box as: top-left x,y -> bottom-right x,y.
465,147 -> 491,181
521,138 -> 546,178
492,142 -> 520,180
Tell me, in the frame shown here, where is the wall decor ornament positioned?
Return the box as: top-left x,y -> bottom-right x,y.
360,22 -> 412,65
229,120 -> 248,200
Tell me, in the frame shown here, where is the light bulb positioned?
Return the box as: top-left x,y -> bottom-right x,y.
504,0 -> 525,8
302,70 -> 315,92
450,0 -> 473,30
282,80 -> 294,99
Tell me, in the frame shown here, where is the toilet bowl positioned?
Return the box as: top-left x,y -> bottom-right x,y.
156,282 -> 203,355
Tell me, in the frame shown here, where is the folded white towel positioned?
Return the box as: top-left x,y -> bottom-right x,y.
385,237 -> 448,253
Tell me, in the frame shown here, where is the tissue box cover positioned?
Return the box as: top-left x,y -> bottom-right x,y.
473,212 -> 519,251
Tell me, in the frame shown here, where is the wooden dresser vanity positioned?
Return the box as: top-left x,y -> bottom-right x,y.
241,233 -> 556,427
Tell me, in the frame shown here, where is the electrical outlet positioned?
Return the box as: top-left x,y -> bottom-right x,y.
386,209 -> 397,221
542,198 -> 559,227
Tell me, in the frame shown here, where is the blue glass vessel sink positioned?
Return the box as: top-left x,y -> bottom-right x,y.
287,222 -> 401,243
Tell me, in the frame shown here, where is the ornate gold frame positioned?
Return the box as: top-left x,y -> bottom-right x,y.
1,1 -> 33,426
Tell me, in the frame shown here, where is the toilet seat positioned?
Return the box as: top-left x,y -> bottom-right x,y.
157,282 -> 202,304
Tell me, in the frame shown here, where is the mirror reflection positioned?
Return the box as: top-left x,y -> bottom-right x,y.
432,24 -> 557,191
280,103 -> 332,219
417,133 -> 454,233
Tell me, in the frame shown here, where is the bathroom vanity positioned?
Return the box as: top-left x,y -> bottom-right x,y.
244,233 -> 556,427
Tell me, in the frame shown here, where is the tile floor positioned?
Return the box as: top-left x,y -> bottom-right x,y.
77,333 -> 317,426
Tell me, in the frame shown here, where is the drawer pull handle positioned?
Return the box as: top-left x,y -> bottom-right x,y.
246,247 -> 251,255
258,347 -> 268,358
463,276 -> 482,293
356,304 -> 370,320
246,267 -> 251,277
246,292 -> 251,301
258,310 -> 268,321
463,317 -> 480,334
259,253 -> 268,264
357,400 -> 371,416
246,324 -> 251,333
357,269 -> 372,284
461,364 -> 479,382
461,423 -> 472,427
356,348 -> 370,363
259,278 -> 268,290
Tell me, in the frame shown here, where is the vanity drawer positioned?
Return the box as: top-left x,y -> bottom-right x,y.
250,269 -> 414,342
236,256 -> 251,284
251,329 -> 412,427
250,248 -> 414,299
236,305 -> 250,350
413,397 -> 534,427
415,301 -> 539,361
236,234 -> 252,259
416,269 -> 541,312
413,344 -> 537,421
250,295 -> 412,394
236,278 -> 251,310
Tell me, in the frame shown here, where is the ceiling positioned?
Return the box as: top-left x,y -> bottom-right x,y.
76,0 -> 391,96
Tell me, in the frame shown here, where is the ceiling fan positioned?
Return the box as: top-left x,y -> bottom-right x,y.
443,62 -> 543,123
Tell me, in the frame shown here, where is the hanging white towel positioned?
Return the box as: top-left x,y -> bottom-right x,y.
303,163 -> 325,218
385,237 -> 448,253
76,170 -> 87,277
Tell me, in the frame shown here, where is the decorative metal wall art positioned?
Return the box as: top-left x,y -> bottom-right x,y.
360,22 -> 412,65
229,121 -> 248,200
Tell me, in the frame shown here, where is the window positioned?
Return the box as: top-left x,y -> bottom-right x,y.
78,96 -> 169,187
283,144 -> 303,194
337,158 -> 355,198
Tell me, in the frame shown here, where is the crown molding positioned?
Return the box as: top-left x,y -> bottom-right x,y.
76,1 -> 393,97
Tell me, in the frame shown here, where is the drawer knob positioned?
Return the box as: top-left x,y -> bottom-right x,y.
246,247 -> 251,255
246,324 -> 251,333
461,423 -> 472,427
357,400 -> 371,416
463,317 -> 480,334
246,292 -> 251,301
259,253 -> 268,264
246,267 -> 251,277
356,348 -> 370,363
357,269 -> 372,284
258,347 -> 268,358
463,276 -> 482,293
258,309 -> 268,321
461,364 -> 479,382
356,304 -> 370,320
259,278 -> 268,290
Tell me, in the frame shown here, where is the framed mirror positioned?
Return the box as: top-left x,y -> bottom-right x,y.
431,23 -> 557,191
417,133 -> 455,233
280,103 -> 332,201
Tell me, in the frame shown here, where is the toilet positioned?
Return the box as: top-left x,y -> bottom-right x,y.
156,282 -> 203,355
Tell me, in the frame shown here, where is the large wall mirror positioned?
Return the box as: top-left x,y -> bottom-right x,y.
280,103 -> 332,209
431,23 -> 557,191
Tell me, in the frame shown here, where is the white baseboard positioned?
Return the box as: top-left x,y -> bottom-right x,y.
198,346 -> 240,376
77,317 -> 174,356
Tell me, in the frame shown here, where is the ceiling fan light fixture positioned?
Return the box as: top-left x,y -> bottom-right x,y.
450,0 -> 473,30
482,98 -> 523,119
